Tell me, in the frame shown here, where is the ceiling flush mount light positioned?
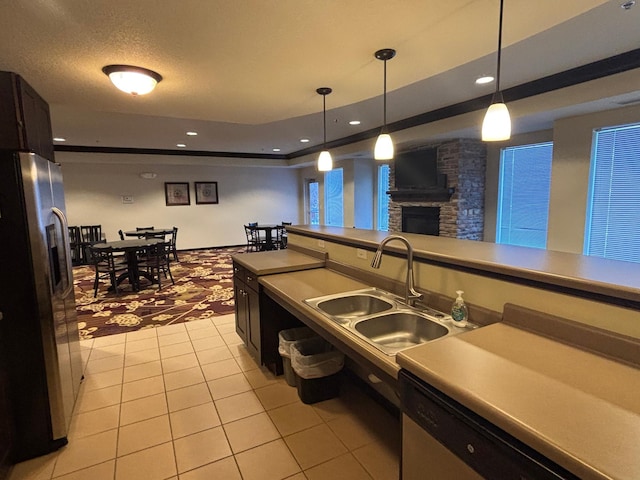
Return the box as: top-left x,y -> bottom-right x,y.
482,0 -> 511,141
102,65 -> 162,96
316,87 -> 333,172
374,48 -> 396,160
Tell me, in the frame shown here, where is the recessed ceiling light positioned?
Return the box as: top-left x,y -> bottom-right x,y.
176,143 -> 186,148
475,75 -> 495,85
300,138 -> 310,143
186,131 -> 198,136
348,120 -> 361,125
272,148 -> 281,152
53,137 -> 66,142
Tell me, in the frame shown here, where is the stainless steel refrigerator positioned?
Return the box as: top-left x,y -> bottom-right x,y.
0,151 -> 83,463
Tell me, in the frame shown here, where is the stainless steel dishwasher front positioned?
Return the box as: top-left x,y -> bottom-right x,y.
399,370 -> 578,480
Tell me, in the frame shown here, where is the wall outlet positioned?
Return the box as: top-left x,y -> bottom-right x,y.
317,239 -> 325,248
356,248 -> 367,260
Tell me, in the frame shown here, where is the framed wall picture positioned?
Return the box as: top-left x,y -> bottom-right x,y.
195,181 -> 219,204
165,182 -> 190,206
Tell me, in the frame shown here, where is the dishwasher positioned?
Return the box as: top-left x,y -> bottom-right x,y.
399,370 -> 579,480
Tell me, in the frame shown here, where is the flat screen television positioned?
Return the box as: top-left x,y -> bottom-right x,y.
393,147 -> 442,189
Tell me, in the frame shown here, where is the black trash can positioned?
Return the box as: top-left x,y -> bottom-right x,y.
291,337 -> 344,404
278,327 -> 317,386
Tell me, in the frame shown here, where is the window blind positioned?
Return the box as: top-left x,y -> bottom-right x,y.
325,168 -> 344,227
308,181 -> 319,225
377,164 -> 390,231
585,123 -> 640,263
497,142 -> 553,249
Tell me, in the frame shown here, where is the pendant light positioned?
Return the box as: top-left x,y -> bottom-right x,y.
374,48 -> 396,160
481,0 -> 511,141
102,65 -> 163,96
316,87 -> 333,171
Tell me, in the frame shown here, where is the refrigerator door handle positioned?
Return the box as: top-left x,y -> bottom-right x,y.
51,207 -> 75,298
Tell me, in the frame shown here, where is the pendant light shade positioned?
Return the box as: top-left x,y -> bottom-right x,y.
374,133 -> 394,160
374,48 -> 396,160
481,0 -> 511,142
482,96 -> 511,141
317,150 -> 333,171
102,65 -> 162,96
316,87 -> 333,171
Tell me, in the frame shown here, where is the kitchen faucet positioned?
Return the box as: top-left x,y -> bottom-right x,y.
371,235 -> 423,307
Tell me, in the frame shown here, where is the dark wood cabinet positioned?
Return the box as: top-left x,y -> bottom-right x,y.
233,263 -> 261,361
233,261 -> 304,374
0,71 -> 55,161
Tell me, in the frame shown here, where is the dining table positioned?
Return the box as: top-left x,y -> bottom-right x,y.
91,238 -> 164,291
250,224 -> 281,251
123,228 -> 173,239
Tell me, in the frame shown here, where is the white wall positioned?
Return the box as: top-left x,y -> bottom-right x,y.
59,153 -> 300,250
354,159 -> 374,229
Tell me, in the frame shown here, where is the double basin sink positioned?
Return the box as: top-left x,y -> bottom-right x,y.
304,287 -> 461,356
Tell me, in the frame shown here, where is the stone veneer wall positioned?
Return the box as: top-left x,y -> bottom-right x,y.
388,139 -> 487,240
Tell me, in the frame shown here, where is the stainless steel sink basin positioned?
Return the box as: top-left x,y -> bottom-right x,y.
353,312 -> 449,355
304,287 -> 462,355
315,294 -> 394,322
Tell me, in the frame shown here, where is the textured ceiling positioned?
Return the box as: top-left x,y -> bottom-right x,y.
0,0 -> 638,158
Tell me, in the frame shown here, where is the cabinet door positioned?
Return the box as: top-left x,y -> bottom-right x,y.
0,72 -> 55,161
234,281 -> 248,343
18,77 -> 54,161
246,285 -> 261,361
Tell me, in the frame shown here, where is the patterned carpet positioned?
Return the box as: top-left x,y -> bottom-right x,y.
73,247 -> 246,339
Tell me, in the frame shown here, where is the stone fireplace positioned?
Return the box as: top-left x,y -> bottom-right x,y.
388,139 -> 486,240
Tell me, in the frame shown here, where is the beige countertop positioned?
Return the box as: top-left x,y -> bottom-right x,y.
258,268 -> 402,381
397,323 -> 640,480
287,225 -> 640,304
231,248 -> 325,275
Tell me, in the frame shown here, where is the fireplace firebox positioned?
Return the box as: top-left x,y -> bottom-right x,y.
402,207 -> 440,236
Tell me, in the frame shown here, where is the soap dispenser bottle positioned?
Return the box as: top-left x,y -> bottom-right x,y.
451,290 -> 468,327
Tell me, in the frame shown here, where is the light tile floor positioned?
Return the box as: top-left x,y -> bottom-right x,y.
8,315 -> 401,480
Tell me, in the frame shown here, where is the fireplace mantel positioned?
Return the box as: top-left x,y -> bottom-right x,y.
387,188 -> 455,202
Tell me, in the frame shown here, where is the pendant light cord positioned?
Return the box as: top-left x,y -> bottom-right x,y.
323,94 -> 327,146
383,59 -> 388,128
495,0 -> 504,95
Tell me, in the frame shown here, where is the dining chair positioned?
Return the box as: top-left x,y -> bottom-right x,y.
68,226 -> 82,265
244,225 -> 265,252
274,225 -> 286,249
281,222 -> 292,248
138,242 -> 174,290
118,229 -> 125,240
80,225 -> 102,264
169,227 -> 179,262
87,246 -> 128,297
